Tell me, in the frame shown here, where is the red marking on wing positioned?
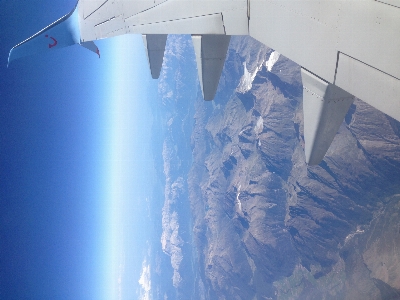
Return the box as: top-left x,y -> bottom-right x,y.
48,37 -> 58,48
45,35 -> 58,48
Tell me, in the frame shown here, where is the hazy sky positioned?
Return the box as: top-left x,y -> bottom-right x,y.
1,1 -> 154,299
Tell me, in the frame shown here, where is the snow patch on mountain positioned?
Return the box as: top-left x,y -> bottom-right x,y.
236,51 -> 280,94
265,51 -> 280,72
236,61 -> 262,93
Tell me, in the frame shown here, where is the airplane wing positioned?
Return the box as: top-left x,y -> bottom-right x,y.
7,6 -> 81,66
250,0 -> 400,164
8,0 -> 400,165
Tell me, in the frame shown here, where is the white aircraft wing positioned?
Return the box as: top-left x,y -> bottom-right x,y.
250,0 -> 400,164
8,0 -> 400,165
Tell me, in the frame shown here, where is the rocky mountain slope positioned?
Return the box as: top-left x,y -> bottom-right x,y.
188,36 -> 400,300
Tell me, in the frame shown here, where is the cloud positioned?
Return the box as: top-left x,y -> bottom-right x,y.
161,204 -> 184,288
161,139 -> 186,287
138,259 -> 151,300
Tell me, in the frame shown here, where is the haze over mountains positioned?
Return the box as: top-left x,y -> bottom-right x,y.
150,35 -> 400,300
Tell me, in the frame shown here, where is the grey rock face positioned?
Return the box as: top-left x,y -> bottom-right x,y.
188,36 -> 400,299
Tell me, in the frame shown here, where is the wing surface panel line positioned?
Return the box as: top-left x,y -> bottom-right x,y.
84,0 -> 108,20
333,51 -> 340,84
221,13 -> 226,34
124,0 -> 169,21
94,16 -> 116,27
340,52 -> 400,81
128,13 -> 223,28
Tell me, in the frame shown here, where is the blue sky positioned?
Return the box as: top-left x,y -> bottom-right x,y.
1,1 -> 155,299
